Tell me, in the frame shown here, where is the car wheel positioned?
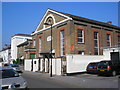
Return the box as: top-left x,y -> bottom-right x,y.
112,71 -> 116,76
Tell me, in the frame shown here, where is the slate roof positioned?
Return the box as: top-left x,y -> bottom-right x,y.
49,9 -> 120,30
17,39 -> 32,47
12,33 -> 32,37
1,45 -> 11,51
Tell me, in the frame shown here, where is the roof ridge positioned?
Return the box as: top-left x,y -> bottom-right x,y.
48,9 -> 120,30
12,33 -> 32,37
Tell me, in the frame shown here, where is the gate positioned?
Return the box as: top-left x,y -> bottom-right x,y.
61,56 -> 67,75
111,52 -> 119,61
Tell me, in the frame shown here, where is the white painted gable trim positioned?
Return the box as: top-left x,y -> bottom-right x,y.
48,9 -> 72,19
43,14 -> 56,29
33,9 -> 72,34
32,18 -> 71,35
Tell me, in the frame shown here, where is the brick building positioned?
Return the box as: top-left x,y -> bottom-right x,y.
27,9 -> 120,59
17,39 -> 32,59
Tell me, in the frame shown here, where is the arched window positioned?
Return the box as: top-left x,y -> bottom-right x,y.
44,14 -> 56,28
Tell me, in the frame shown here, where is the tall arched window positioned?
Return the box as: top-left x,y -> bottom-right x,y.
43,14 -> 56,28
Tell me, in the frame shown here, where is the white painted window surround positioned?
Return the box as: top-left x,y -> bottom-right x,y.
60,30 -> 65,56
77,29 -> 84,44
43,14 -> 56,29
106,34 -> 111,47
39,37 -> 42,52
94,32 -> 99,55
32,9 -> 72,35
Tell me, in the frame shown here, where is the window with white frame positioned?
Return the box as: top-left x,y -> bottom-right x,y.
118,35 -> 120,46
60,30 -> 65,56
39,37 -> 42,52
33,39 -> 36,48
78,51 -> 84,55
94,32 -> 99,55
106,34 -> 111,47
77,29 -> 84,44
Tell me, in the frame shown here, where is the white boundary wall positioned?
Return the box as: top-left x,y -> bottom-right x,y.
40,58 -> 62,75
24,58 -> 62,75
66,55 -> 104,73
103,48 -> 119,60
24,59 -> 32,71
33,59 -> 39,72
52,58 -> 61,75
0,62 -> 3,67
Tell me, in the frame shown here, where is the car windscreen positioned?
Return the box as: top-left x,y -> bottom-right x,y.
0,69 -> 19,79
11,64 -> 19,67
88,63 -> 98,66
98,62 -> 110,66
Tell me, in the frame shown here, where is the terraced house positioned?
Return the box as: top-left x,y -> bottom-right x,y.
27,9 -> 120,59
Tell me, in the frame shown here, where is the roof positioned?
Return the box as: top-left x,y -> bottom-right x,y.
1,45 -> 11,51
12,33 -> 32,37
49,9 -> 120,30
17,39 -> 32,47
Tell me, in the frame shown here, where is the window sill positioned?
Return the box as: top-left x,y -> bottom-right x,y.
77,43 -> 85,44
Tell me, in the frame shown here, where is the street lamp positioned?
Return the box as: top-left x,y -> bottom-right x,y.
44,22 -> 53,77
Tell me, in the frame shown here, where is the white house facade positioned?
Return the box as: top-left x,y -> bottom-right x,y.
11,34 -> 32,61
0,45 -> 11,64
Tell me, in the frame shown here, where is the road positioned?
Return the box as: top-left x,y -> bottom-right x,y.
21,71 -> 119,89
21,71 -> 81,88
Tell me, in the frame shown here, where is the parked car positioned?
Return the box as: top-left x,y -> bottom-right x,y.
3,63 -> 9,66
8,64 -> 22,73
97,60 -> 120,76
86,62 -> 99,74
0,67 -> 28,89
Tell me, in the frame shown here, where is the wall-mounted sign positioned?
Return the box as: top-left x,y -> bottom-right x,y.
70,45 -> 75,51
47,36 -> 52,42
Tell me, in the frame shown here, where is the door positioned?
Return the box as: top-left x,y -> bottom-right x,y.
111,52 -> 119,61
30,54 -> 35,59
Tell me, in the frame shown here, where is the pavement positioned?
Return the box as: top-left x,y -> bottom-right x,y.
20,65 -> 119,88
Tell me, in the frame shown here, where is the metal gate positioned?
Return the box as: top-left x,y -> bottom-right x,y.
61,56 -> 67,75
111,52 -> 119,61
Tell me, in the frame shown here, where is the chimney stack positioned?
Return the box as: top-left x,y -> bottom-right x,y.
106,21 -> 112,24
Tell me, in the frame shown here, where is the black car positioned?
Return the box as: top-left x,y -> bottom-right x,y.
97,60 -> 120,76
86,62 -> 99,74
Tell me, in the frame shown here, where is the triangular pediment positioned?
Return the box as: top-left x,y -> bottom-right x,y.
33,9 -> 72,35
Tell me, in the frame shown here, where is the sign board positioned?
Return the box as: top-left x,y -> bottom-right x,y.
47,36 -> 52,42
70,45 -> 75,51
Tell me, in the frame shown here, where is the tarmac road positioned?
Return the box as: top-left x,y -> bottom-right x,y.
21,70 -> 119,89
21,71 -> 81,88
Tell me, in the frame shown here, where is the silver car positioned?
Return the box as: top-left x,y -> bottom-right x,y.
0,67 -> 28,89
8,64 -> 22,73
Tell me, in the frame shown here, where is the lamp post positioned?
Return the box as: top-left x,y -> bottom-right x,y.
44,22 -> 52,77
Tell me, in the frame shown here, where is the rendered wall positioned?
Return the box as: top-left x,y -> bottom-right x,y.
0,62 -> 2,67
51,59 -> 62,75
103,48 -> 119,60
0,49 -> 11,64
11,36 -> 32,60
40,58 -> 62,75
33,59 -> 39,72
24,59 -> 32,71
66,55 -> 104,73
